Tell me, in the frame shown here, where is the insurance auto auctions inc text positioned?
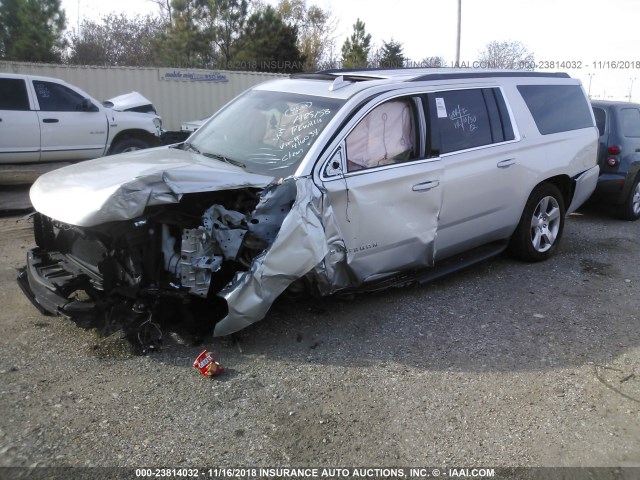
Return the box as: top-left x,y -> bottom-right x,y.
205,467 -> 496,478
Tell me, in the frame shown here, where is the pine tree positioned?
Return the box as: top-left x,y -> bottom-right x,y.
0,0 -> 67,62
340,18 -> 370,69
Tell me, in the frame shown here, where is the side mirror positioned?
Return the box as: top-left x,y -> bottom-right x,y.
80,98 -> 95,112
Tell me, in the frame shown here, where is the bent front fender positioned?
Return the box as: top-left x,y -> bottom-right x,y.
214,178 -> 332,336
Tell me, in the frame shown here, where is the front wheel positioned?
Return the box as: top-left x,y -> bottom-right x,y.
110,137 -> 151,155
509,183 -> 565,262
617,176 -> 640,221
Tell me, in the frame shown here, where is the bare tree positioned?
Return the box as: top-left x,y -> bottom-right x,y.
150,0 -> 173,28
419,56 -> 447,68
475,40 -> 534,70
276,0 -> 336,71
65,13 -> 164,66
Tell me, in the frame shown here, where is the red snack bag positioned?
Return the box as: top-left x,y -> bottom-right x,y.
193,350 -> 224,377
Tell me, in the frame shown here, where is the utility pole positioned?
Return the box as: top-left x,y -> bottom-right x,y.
588,73 -> 595,99
455,0 -> 461,66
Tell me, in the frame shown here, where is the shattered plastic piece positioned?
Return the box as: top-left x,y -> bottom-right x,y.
193,350 -> 224,377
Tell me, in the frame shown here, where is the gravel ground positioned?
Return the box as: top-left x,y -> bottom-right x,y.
0,201 -> 639,476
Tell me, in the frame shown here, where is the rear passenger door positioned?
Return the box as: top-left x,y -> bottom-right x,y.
0,77 -> 41,163
428,87 -> 524,260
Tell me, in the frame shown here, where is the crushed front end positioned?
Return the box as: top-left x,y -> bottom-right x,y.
17,183 -> 303,339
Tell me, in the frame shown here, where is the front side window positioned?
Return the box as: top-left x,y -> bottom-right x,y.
346,99 -> 417,171
0,78 -> 30,110
33,80 -> 87,112
620,108 -> 640,138
188,90 -> 344,177
434,89 -> 493,154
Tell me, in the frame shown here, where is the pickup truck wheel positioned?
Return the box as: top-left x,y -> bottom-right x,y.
509,183 -> 565,262
111,138 -> 150,154
617,176 -> 640,221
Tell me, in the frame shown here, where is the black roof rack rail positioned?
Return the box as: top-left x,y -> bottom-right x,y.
409,71 -> 571,82
290,72 -> 385,82
316,67 -> 421,75
292,68 -> 571,82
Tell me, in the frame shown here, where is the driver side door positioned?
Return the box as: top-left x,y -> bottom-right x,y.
319,95 -> 444,284
32,80 -> 108,161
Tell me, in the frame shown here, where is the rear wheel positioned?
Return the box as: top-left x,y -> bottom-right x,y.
509,183 -> 565,262
617,176 -> 640,221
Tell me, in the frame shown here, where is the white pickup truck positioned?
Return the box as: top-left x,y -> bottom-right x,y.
0,73 -> 163,164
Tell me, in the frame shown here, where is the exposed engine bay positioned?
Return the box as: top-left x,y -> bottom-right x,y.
18,181 -> 311,349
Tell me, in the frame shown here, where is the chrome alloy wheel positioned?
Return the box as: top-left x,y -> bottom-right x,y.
530,195 -> 561,253
631,181 -> 640,217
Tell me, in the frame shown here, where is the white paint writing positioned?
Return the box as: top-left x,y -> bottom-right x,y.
450,104 -> 478,132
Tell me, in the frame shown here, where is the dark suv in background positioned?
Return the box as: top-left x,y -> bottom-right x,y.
591,100 -> 640,220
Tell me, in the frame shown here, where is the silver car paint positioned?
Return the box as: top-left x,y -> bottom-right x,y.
25,70 -> 600,337
29,147 -> 274,227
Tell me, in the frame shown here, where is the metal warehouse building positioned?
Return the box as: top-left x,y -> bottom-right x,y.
0,61 -> 283,131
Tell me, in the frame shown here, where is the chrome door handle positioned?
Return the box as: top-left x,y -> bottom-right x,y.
412,180 -> 440,192
497,159 -> 516,168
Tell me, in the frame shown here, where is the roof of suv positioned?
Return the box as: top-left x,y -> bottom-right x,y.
294,67 -> 570,83
255,68 -> 573,100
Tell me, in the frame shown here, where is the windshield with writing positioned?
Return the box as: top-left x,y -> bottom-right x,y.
188,90 -> 345,177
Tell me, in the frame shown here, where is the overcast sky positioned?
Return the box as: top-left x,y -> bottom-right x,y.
61,0 -> 640,101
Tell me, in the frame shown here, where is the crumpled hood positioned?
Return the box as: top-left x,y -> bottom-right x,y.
103,91 -> 156,113
30,147 -> 275,227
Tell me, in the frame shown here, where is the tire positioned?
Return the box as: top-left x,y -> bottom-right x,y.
617,176 -> 640,221
110,137 -> 151,154
508,183 -> 565,262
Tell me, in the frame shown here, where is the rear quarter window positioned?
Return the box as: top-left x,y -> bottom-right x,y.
620,108 -> 640,137
517,85 -> 594,135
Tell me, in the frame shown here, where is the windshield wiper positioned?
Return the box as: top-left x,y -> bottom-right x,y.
202,152 -> 246,169
183,144 -> 247,168
183,143 -> 202,155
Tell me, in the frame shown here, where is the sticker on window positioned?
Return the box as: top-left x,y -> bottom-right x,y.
435,98 -> 447,118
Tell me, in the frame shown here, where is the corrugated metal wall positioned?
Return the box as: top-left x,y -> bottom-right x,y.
0,62 -> 284,131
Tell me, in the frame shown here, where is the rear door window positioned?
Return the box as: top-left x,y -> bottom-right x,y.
0,78 -> 30,111
429,88 -> 512,154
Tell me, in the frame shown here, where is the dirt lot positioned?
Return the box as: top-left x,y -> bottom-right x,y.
0,200 -> 639,474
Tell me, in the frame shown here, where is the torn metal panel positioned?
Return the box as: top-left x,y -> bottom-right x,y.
29,147 -> 274,227
214,177 -> 331,336
305,193 -> 353,296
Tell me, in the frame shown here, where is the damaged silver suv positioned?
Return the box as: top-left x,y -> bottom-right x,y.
18,69 -> 599,337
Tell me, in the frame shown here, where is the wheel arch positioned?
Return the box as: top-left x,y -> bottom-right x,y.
539,174 -> 572,209
108,130 -> 160,154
